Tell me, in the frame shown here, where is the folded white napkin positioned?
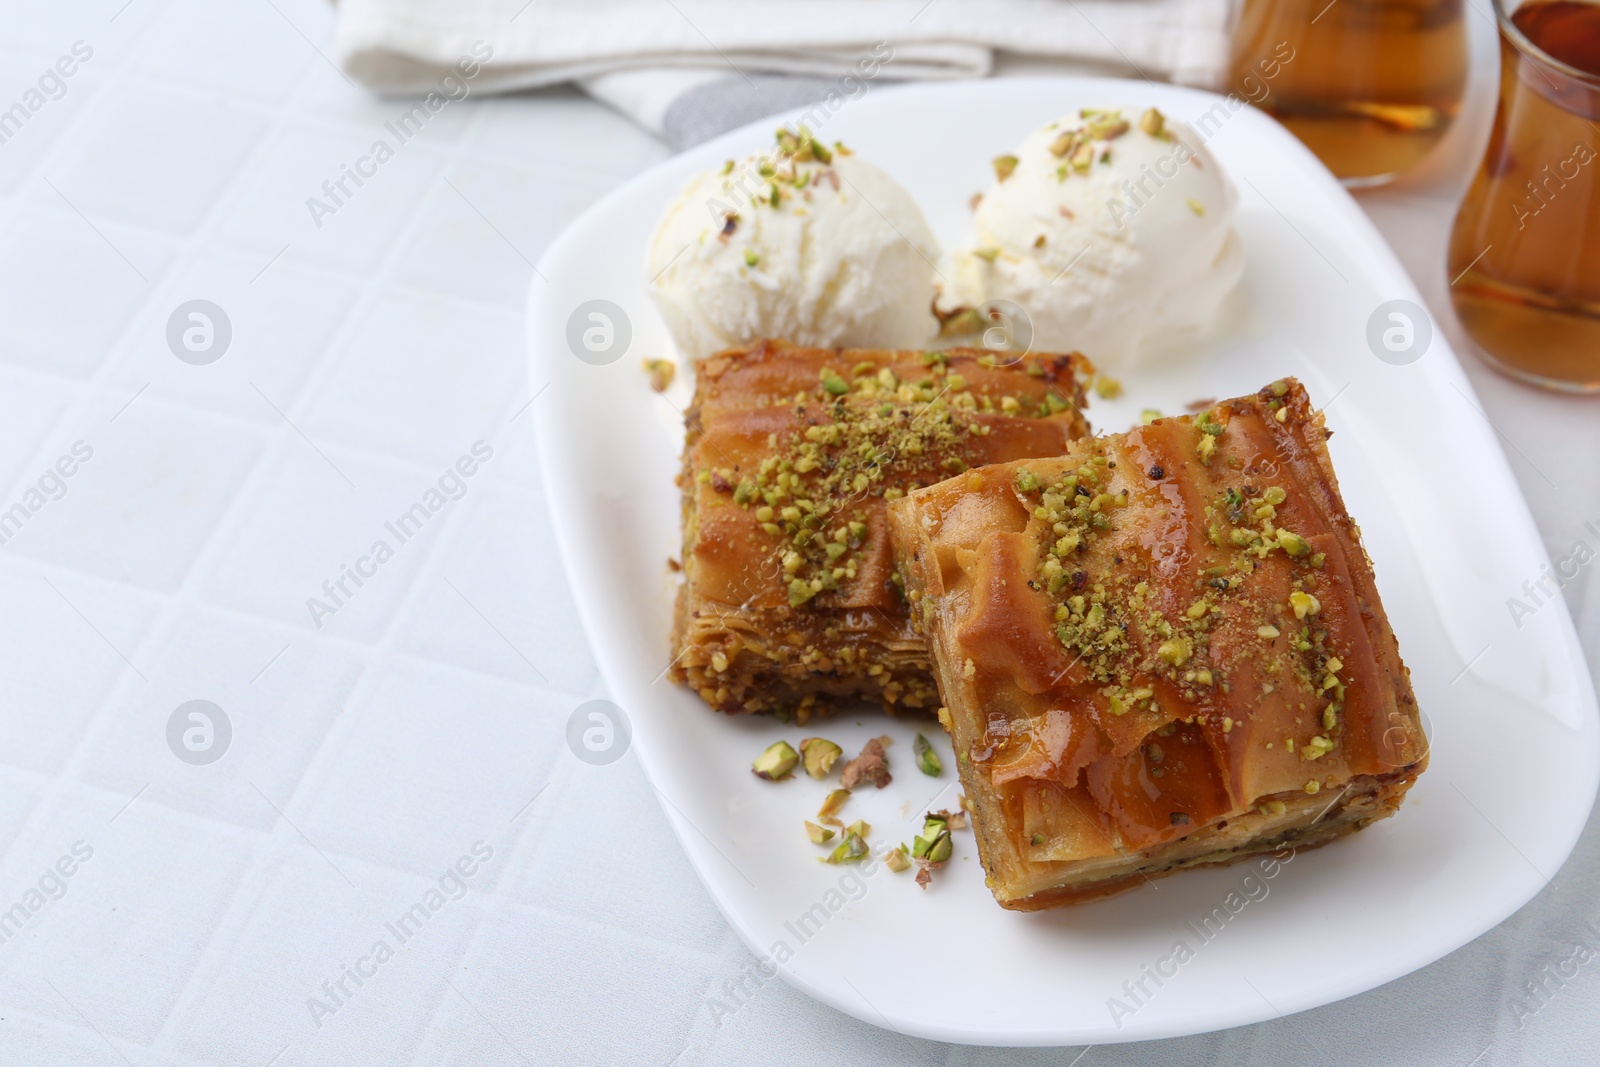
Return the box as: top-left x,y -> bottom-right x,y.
335,0 -> 1234,147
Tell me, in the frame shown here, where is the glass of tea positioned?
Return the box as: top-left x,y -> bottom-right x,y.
1447,0 -> 1600,392
1228,0 -> 1470,186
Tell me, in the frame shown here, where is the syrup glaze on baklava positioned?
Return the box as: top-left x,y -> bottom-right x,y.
888,379 -> 1427,908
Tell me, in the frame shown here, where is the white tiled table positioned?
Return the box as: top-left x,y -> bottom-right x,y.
0,2 -> 1594,1065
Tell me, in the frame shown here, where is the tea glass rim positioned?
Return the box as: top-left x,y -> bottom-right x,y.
1493,0 -> 1600,87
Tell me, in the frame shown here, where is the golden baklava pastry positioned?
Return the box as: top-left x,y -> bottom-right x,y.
887,379 -> 1427,909
672,339 -> 1092,719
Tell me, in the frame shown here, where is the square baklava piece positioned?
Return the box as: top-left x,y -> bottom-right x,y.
671,339 -> 1092,719
887,379 -> 1428,908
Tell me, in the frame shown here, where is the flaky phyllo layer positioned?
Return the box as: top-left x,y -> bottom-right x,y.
888,379 -> 1427,908
671,340 -> 1093,720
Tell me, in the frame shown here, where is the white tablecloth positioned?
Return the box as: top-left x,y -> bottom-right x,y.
0,1 -> 1594,1064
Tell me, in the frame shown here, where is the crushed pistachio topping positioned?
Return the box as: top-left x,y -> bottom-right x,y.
911,813 -> 953,864
641,358 -> 676,393
1194,408 -> 1226,464
1030,832 -> 1047,846
997,389 -> 1355,775
1304,779 -> 1321,794
818,788 -> 851,818
1093,375 -> 1123,400
1289,591 -> 1322,619
799,737 -> 844,779
775,124 -> 831,163
1006,447 -> 1249,722
1138,107 -> 1173,140
992,154 -> 1019,182
1257,799 -> 1287,816
805,820 -> 834,844
913,733 -> 942,776
727,125 -> 844,215
1046,109 -> 1132,180
1158,636 -> 1192,666
822,831 -> 868,864
1278,530 -> 1310,557
708,359 -> 1071,610
743,248 -> 760,267
752,740 -> 798,780
1012,453 -> 1137,699
885,844 -> 912,872
1207,477 -> 1317,564
1302,734 -> 1335,760
1140,408 -> 1162,425
1187,198 -> 1206,216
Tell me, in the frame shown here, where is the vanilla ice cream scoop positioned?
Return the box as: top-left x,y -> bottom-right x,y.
940,107 -> 1244,369
648,130 -> 938,360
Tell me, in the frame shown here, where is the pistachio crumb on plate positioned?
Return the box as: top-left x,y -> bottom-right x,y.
752,740 -> 798,780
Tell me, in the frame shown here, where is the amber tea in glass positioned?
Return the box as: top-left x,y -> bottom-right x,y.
1229,0 -> 1469,185
1447,0 -> 1600,392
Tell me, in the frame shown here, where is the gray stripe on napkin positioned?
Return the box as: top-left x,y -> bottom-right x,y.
661,73 -> 839,151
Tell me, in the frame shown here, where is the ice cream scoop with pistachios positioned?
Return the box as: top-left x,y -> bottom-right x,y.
938,107 -> 1244,369
647,128 -> 939,360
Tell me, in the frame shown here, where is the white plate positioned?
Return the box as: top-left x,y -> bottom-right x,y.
528,77 -> 1598,1045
